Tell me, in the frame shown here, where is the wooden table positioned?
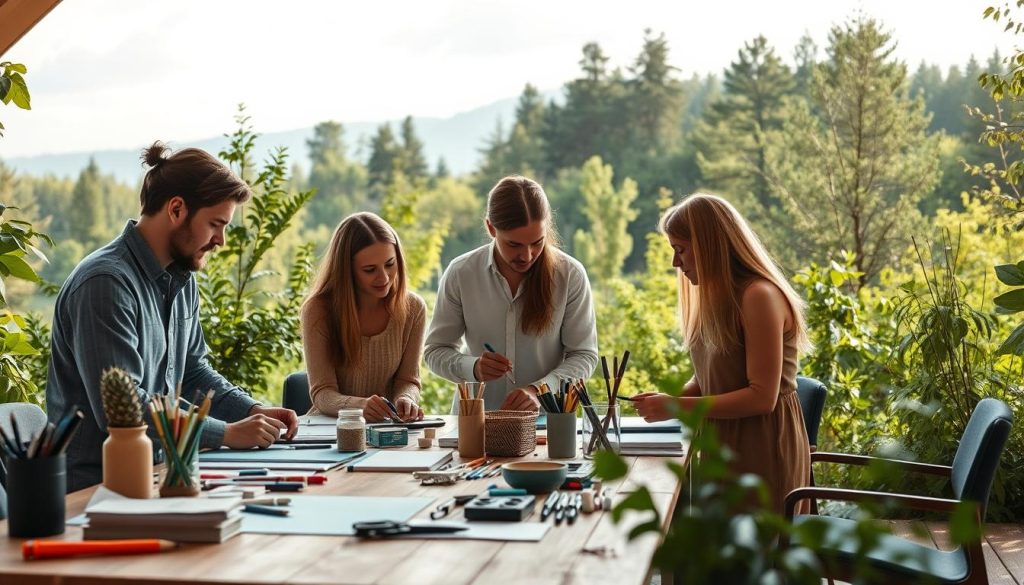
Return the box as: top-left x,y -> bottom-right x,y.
0,419 -> 684,585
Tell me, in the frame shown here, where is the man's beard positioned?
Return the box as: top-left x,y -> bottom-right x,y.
169,225 -> 212,272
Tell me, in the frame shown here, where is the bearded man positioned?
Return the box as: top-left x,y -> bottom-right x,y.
46,142 -> 298,492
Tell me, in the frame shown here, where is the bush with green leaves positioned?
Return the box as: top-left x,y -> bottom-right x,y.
197,106 -> 315,401
591,403 -> 935,583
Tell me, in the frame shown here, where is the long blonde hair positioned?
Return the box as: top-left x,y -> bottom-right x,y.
659,193 -> 810,354
305,212 -> 409,370
486,176 -> 561,335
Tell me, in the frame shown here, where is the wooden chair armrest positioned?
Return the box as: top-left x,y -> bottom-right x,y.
811,452 -> 952,477
784,486 -> 960,520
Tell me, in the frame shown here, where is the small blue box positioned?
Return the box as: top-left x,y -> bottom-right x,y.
366,426 -> 408,448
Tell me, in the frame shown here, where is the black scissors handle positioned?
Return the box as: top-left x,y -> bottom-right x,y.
353,520 -> 469,538
353,520 -> 410,538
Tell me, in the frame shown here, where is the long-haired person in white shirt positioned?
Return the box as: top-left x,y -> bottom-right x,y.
425,176 -> 599,411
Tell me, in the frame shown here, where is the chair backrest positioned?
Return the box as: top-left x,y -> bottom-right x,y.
795,376 -> 827,449
0,402 -> 47,454
0,402 -> 47,519
282,372 -> 312,415
951,397 -> 1013,518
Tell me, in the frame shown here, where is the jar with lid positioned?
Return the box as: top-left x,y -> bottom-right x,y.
336,408 -> 366,452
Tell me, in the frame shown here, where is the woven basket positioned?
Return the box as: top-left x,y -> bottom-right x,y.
484,410 -> 538,457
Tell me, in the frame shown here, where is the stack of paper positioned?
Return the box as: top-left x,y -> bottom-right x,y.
84,495 -> 243,543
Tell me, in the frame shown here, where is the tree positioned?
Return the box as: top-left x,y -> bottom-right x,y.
626,30 -> 684,156
765,18 -> 939,285
398,116 -> 428,181
367,123 -> 400,195
379,170 -> 448,290
792,33 -> 818,94
572,157 -> 638,282
696,35 -> 795,216
304,121 -> 368,228
198,106 -> 315,395
67,159 -> 110,247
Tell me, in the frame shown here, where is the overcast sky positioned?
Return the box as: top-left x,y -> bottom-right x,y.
0,0 -> 1005,158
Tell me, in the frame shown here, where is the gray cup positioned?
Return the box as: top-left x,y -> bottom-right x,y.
546,412 -> 577,459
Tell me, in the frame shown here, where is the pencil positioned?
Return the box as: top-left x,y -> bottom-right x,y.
23,539 -> 177,560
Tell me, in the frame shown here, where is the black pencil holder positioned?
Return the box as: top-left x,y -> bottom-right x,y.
5,453 -> 66,538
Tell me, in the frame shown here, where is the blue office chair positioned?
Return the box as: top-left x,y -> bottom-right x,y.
784,398 -> 1013,585
282,372 -> 312,415
0,402 -> 48,520
795,376 -> 827,452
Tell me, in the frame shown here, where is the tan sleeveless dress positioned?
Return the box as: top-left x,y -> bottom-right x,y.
689,329 -> 811,515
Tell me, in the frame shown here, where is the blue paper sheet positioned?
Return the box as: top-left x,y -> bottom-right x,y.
239,495 -> 433,536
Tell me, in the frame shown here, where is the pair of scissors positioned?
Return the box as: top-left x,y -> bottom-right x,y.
352,520 -> 468,538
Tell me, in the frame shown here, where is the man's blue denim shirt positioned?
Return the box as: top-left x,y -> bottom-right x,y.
46,221 -> 259,491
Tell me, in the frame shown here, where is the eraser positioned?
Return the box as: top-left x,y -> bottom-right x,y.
417,437 -> 432,448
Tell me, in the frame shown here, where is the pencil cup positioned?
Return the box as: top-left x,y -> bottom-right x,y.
457,399 -> 485,458
5,453 -> 66,537
582,403 -> 621,459
546,412 -> 577,459
159,420 -> 202,498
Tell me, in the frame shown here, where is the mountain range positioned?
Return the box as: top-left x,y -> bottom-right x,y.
3,89 -> 561,184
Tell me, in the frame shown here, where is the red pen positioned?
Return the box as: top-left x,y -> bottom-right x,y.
24,539 -> 177,560
233,475 -> 327,485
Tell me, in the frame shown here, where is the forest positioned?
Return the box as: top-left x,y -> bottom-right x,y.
2,16 -> 1023,519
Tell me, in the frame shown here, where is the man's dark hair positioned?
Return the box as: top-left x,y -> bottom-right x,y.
139,141 -> 251,216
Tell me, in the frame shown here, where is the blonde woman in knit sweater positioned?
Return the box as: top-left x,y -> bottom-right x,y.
301,212 -> 427,422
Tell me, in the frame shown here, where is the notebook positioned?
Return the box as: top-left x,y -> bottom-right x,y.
619,417 -> 682,433
619,431 -> 685,456
83,491 -> 243,543
199,447 -> 367,465
347,449 -> 453,472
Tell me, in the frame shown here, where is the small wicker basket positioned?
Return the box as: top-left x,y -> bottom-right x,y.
484,410 -> 538,457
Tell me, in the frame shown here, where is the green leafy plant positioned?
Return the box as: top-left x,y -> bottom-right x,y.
0,61 -> 31,138
197,105 -> 316,399
0,205 -> 51,405
593,403 -> 903,583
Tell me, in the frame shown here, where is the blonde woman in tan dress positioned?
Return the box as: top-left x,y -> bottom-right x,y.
633,193 -> 811,514
301,212 -> 426,422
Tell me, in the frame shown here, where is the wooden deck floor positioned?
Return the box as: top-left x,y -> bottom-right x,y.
885,521 -> 1024,584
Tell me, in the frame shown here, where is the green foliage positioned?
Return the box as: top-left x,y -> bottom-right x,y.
572,156 -> 638,282
197,106 -> 315,399
794,256 -> 897,482
766,18 -> 939,285
379,171 -> 449,291
0,61 -> 31,137
595,403 -> 903,583
593,190 -> 688,396
303,121 -> 369,229
695,35 -> 795,217
0,202 -> 52,405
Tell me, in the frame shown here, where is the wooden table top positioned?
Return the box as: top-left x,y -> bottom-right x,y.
0,418 -> 685,585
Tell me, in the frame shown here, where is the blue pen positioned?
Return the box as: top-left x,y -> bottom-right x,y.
238,468 -> 270,476
243,504 -> 290,517
482,343 -> 515,384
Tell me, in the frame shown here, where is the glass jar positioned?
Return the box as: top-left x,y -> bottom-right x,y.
337,408 -> 366,452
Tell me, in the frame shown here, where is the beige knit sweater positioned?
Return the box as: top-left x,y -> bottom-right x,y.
301,293 -> 426,416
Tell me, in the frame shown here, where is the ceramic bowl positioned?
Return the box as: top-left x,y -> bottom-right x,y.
501,461 -> 567,494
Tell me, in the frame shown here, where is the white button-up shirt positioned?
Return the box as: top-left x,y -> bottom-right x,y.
424,242 -> 599,411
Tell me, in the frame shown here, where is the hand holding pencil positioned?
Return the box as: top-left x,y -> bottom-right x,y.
475,343 -> 514,384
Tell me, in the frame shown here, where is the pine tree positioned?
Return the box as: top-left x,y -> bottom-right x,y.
766,18 -> 939,286
695,35 -> 795,215
68,158 -> 109,247
572,156 -> 639,282
305,121 -> 368,226
399,116 -> 428,180
367,123 -> 400,196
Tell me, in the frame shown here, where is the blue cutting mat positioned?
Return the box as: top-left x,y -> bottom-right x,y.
239,495 -> 433,536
